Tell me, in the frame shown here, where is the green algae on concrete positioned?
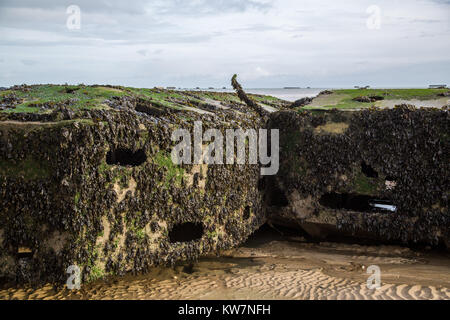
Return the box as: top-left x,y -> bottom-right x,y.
0,84 -> 288,116
305,88 -> 449,110
0,157 -> 50,180
154,151 -> 184,188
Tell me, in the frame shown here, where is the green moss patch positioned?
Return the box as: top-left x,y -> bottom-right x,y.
352,172 -> 380,195
154,151 -> 184,188
305,88 -> 448,110
0,157 -> 51,180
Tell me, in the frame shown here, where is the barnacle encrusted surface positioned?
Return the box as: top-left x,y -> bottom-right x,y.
267,106 -> 449,246
0,85 -> 279,284
1,84 -> 449,285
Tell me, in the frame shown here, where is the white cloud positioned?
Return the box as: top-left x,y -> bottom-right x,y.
0,0 -> 448,87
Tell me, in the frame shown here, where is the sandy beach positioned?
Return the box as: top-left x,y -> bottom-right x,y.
1,226 -> 449,300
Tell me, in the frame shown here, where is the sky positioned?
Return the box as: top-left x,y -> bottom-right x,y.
0,0 -> 449,88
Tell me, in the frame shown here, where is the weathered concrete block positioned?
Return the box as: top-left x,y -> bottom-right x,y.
267,106 -> 449,246
0,105 -> 265,283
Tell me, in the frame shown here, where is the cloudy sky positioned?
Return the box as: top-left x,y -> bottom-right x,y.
0,0 -> 449,88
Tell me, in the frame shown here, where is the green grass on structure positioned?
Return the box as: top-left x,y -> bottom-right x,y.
0,84 -> 291,115
4,85 -> 444,114
2,85 -> 127,113
335,88 -> 447,100
249,94 -> 281,103
304,88 -> 448,110
194,91 -> 241,104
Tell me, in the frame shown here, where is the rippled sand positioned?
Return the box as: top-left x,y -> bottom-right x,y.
1,227 -> 449,300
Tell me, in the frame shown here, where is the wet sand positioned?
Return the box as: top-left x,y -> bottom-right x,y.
1,227 -> 449,300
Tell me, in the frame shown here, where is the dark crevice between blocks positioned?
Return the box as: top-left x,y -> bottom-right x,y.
258,177 -> 266,191
268,183 -> 289,207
